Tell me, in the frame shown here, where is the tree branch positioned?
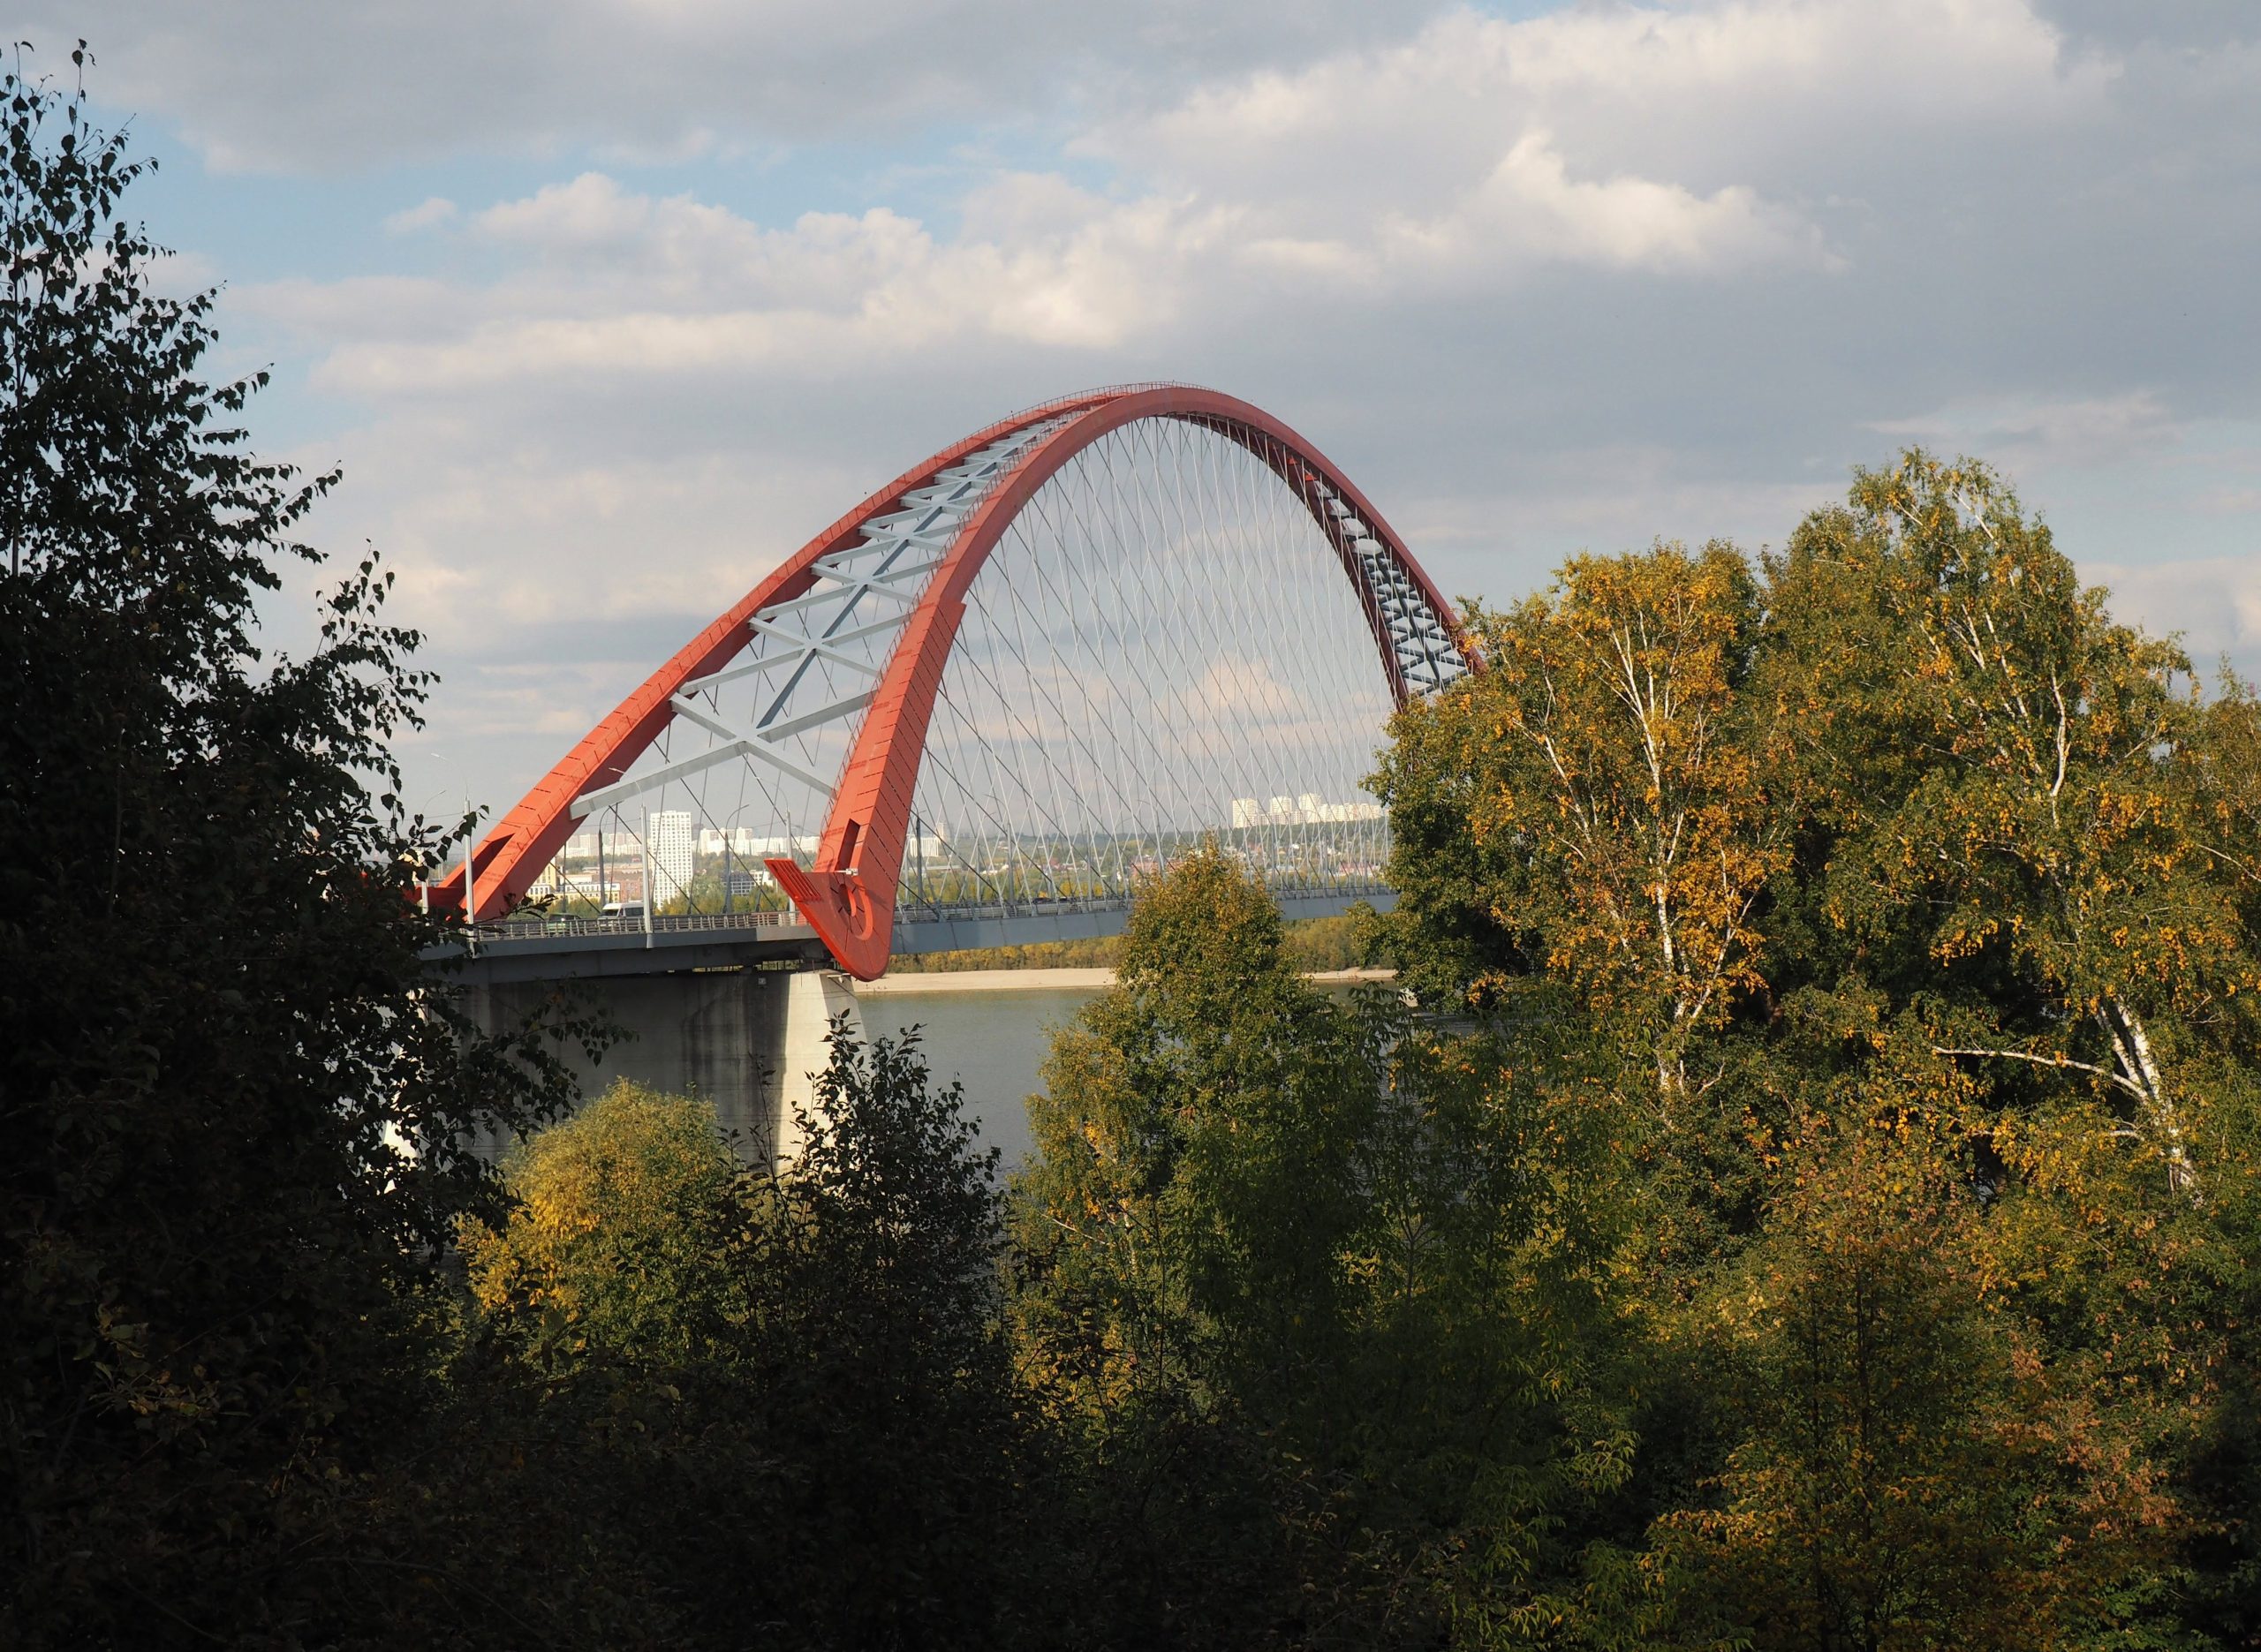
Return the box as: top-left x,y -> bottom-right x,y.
1931,1045 -> 2150,1104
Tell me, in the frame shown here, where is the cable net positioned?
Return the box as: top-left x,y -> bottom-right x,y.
900,414 -> 1395,925
530,411 -> 1404,924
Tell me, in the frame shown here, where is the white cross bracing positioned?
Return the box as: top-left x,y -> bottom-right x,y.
1310,487 -> 1467,696
572,414 -> 1077,824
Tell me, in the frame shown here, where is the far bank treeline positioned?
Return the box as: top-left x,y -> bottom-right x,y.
8,57 -> 2261,1652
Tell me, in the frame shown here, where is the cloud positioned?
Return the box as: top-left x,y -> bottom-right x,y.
275,183 -> 1228,399
2087,554 -> 2261,668
224,0 -> 2164,426
255,94 -> 1851,407
1376,131 -> 1840,281
117,0 -> 2261,813
2035,1 -> 2258,54
1867,392 -> 2185,477
1096,0 -> 2109,211
383,196 -> 457,234
26,0 -> 1450,173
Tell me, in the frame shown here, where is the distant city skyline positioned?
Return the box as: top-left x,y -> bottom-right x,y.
20,3 -> 2258,823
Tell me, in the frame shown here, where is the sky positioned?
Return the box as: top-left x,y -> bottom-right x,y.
19,1 -> 2261,823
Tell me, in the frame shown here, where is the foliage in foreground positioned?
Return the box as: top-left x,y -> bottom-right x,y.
1375,466 -> 2261,1648
408,1048 -> 1026,1652
1008,845 -> 1643,1648
0,56 -> 586,1646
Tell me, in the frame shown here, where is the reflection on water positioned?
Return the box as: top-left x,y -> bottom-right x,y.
853,985 -> 1108,1174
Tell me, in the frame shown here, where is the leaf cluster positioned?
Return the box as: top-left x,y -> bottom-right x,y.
1,61 -> 589,1645
1378,451 -> 2261,1648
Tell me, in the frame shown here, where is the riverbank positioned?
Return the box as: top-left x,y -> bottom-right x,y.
855,966 -> 1395,996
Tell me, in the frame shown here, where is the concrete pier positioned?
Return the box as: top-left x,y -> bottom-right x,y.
458,966 -> 863,1164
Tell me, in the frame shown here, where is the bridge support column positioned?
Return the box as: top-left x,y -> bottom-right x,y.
457,967 -> 863,1166
772,967 -> 861,1163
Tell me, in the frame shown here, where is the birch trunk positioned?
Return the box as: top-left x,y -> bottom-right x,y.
2101,997 -> 2197,1199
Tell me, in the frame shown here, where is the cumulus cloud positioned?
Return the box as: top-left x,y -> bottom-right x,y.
2091,554 -> 2261,668
113,0 -> 2261,807
23,0 -> 1449,172
383,196 -> 457,235
273,180 -> 1231,401
240,0 -> 2121,430
1376,131 -> 1840,280
1097,0 -> 2110,209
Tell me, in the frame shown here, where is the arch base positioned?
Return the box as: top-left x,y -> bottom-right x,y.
766,858 -> 891,980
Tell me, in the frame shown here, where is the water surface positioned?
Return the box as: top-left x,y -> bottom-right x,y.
853,982 -> 1108,1172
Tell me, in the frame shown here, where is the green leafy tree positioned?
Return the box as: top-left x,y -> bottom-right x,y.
1008,848 -> 1342,1642
1380,458 -> 2261,1648
758,1025 -> 1033,1649
1658,1102 -> 2173,1652
1374,543 -> 1786,1108
1752,453 -> 2261,1647
0,56 -> 581,1644
440,1030 -> 1026,1652
460,1081 -> 747,1363
1011,848 -> 1645,1648
1763,452 -> 2261,1199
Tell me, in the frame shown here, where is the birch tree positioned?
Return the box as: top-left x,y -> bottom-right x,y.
1765,453 -> 2261,1197
1378,543 -> 1787,1105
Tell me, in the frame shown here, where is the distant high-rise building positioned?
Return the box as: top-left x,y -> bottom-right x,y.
648,810 -> 694,905
1227,793 -> 1383,829
696,826 -> 782,858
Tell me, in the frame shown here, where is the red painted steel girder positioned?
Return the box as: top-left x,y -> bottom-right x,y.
441,385 -> 1474,977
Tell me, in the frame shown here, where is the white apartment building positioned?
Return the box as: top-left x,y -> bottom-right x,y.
1229,794 -> 1387,828
647,810 -> 694,905
696,827 -> 820,860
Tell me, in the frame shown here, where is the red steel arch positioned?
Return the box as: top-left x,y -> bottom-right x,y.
448,385 -> 1474,977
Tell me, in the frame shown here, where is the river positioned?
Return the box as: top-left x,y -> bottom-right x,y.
849,968 -> 1392,1177
852,973 -> 1110,1172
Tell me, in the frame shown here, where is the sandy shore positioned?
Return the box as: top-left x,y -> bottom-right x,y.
855,968 -> 1115,995
855,966 -> 1395,995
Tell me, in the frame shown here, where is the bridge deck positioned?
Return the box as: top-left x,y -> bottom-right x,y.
439,887 -> 1394,986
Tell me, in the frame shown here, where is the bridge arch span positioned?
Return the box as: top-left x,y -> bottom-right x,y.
449,384 -> 1474,977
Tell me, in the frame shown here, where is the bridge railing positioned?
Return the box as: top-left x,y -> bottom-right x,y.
480,908 -> 806,943
475,875 -> 1392,947
894,876 -> 1390,929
